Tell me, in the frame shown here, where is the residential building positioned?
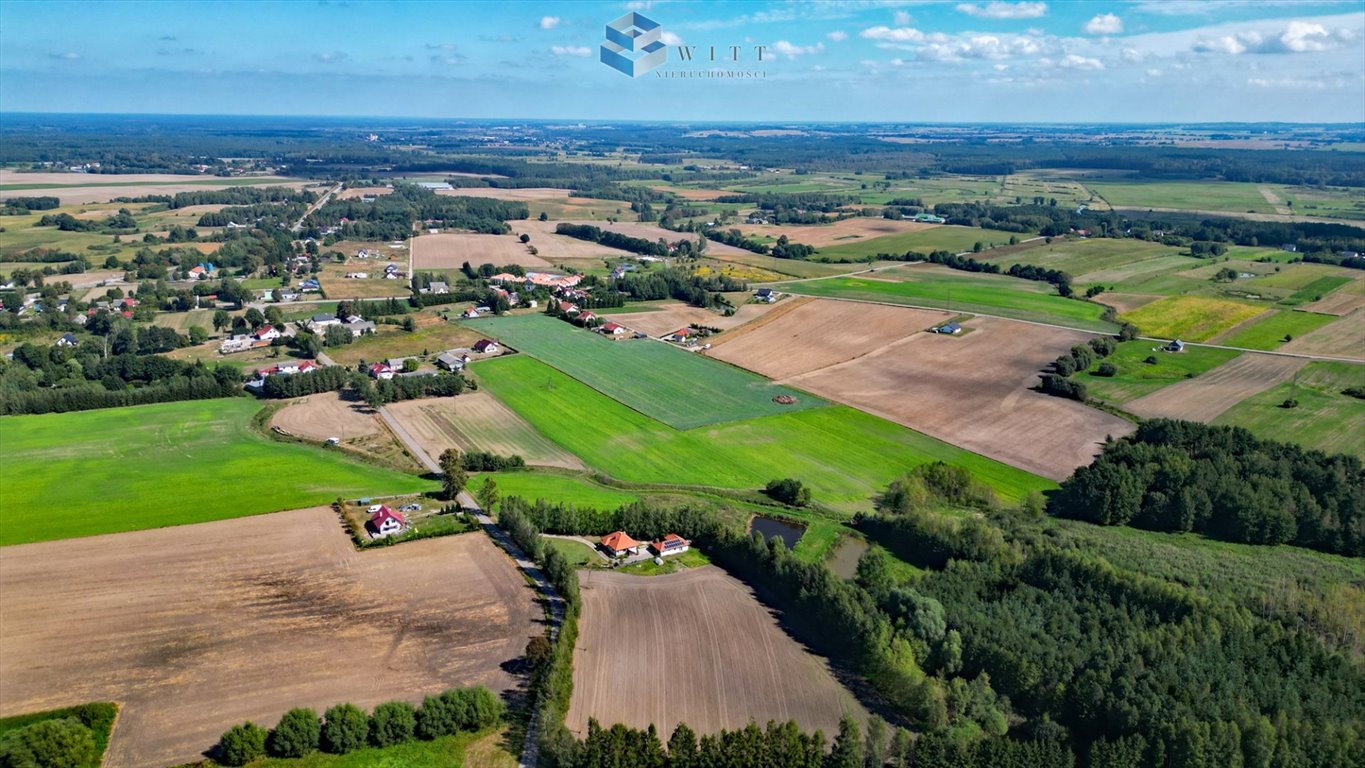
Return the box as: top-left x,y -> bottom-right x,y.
650,533 -> 691,558
599,531 -> 640,557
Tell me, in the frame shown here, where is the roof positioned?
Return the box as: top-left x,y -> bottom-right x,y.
600,531 -> 639,551
671,327 -> 692,337
652,533 -> 690,550
940,322 -> 962,332
370,505 -> 405,527
311,313 -> 336,322
252,325 -> 274,338
755,288 -> 773,296
601,322 -> 625,332
370,362 -> 393,372
473,339 -> 498,352
436,352 -> 461,365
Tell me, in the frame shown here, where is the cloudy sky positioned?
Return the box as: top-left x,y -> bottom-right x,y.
2,0 -> 1362,122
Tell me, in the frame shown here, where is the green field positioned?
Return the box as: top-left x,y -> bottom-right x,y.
1280,276 -> 1354,306
816,225 -> 1008,261
983,238 -> 1183,282
1214,362 -> 1365,459
474,471 -> 640,509
472,355 -> 1052,511
1214,310 -> 1337,350
1082,341 -> 1241,404
779,271 -> 1116,331
1121,295 -> 1266,341
1087,180 -> 1278,214
545,536 -> 599,566
0,398 -> 434,546
463,314 -> 825,429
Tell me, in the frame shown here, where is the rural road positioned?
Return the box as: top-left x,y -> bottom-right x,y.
376,406 -> 441,473
292,182 -> 342,232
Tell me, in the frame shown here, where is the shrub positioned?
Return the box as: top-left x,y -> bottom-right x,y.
1281,398 -> 1299,409
764,478 -> 811,506
0,718 -> 97,768
321,703 -> 369,754
369,701 -> 416,747
1088,336 -> 1117,357
268,707 -> 320,758
1096,362 -> 1118,377
217,722 -> 268,766
462,686 -> 505,730
1144,355 -> 1159,365
416,693 -> 469,740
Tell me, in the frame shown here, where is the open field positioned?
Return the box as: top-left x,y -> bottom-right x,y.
1125,353 -> 1308,422
271,391 -> 380,441
436,186 -> 574,201
0,398 -> 433,545
982,238 -> 1187,282
1281,309 -> 1365,360
1121,295 -> 1267,341
600,300 -> 783,338
1095,292 -> 1163,314
385,392 -> 586,470
568,567 -> 866,736
0,508 -> 538,768
1303,275 -> 1365,315
510,218 -> 651,261
781,316 -> 1134,481
463,314 -> 825,430
0,170 -> 308,204
707,299 -> 952,380
557,219 -> 753,257
779,267 -> 1116,331
150,308 -> 216,333
736,217 -> 938,248
412,232 -> 552,270
815,225 -> 1006,261
1211,309 -> 1337,351
322,312 -> 487,366
474,355 -> 1053,508
1080,341 -> 1241,405
335,186 -> 394,200
1086,179 -> 1280,215
1214,361 -> 1365,458
703,250 -> 873,278
475,471 -> 640,509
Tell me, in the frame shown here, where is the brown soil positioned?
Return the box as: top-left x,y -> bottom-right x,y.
568,568 -> 867,737
1126,353 -> 1309,422
271,392 -> 380,441
384,393 -> 585,470
411,232 -> 551,270
1302,276 -> 1365,316
0,509 -> 540,768
600,302 -> 779,338
1280,309 -> 1365,360
737,219 -> 937,248
1096,292 -> 1163,314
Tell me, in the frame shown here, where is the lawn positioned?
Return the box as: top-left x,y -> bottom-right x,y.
780,271 -> 1116,331
546,537 -> 599,566
474,471 -> 640,509
1215,310 -> 1337,351
1121,295 -> 1267,341
1082,340 -> 1241,404
248,728 -> 509,767
816,225 -> 1008,261
463,313 -> 825,430
472,355 -> 1052,511
0,398 -> 434,546
1214,361 -> 1365,459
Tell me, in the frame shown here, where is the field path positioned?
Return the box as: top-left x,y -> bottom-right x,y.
1258,186 -> 1293,215
379,406 -> 442,473
1126,353 -> 1308,422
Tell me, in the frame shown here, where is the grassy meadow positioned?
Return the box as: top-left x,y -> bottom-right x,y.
1121,295 -> 1266,341
1214,361 -> 1365,458
1082,341 -> 1242,404
471,355 -> 1052,511
463,313 -> 825,429
1214,310 -> 1337,350
0,398 -> 434,545
815,225 -> 1007,260
474,470 -> 641,509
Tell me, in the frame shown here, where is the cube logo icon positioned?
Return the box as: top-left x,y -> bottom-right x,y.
600,12 -> 666,77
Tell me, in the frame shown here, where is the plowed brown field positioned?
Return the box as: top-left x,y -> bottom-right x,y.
1125,353 -> 1308,422
1280,309 -> 1365,360
412,232 -> 552,269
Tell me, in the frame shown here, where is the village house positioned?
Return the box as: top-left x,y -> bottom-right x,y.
369,362 -> 395,380
935,322 -> 963,335
578,311 -> 598,325
344,319 -> 376,337
245,360 -> 320,389
369,506 -> 406,538
665,327 -> 693,343
599,322 -> 628,337
428,281 -> 449,294
55,333 -> 78,348
435,352 -> 464,371
755,288 -> 778,303
599,531 -> 640,558
649,533 -> 691,558
253,325 -> 281,342
307,313 -> 341,332
472,339 -> 500,355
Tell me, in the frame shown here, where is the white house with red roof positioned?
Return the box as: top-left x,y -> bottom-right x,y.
664,327 -> 693,343
599,531 -> 640,558
369,362 -> 395,380
252,325 -> 281,342
650,533 -> 691,558
578,311 -> 598,325
599,322 -> 628,337
369,506 -> 406,538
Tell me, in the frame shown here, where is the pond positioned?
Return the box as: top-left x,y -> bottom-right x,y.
826,537 -> 869,580
749,515 -> 805,550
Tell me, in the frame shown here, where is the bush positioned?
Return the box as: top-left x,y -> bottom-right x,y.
416,693 -> 469,740
266,707 -> 320,758
321,703 -> 369,754
1096,362 -> 1118,377
764,478 -> 811,506
217,722 -> 268,766
0,718 -> 97,768
369,701 -> 416,747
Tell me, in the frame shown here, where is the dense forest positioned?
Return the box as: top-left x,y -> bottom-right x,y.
303,184 -> 526,241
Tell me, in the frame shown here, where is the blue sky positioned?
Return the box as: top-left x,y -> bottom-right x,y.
2,0 -> 1363,122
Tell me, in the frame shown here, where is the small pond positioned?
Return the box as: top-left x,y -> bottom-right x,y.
826,537 -> 870,580
749,515 -> 805,550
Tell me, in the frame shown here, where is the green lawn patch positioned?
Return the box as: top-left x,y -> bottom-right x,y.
1082,340 -> 1241,404
780,272 -> 1116,331
472,355 -> 1052,512
1215,310 -> 1337,350
249,728 -> 493,767
983,238 -> 1181,281
546,537 -> 598,566
816,226 -> 1008,262
1121,295 -> 1266,341
617,547 -> 711,575
1087,180 -> 1277,215
463,313 -> 825,429
474,471 -> 640,509
1214,361 -> 1365,459
0,398 -> 434,546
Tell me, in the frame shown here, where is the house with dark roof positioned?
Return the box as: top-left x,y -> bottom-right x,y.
935,322 -> 962,335
436,352 -> 464,371
472,339 -> 500,354
369,506 -> 406,538
55,333 -> 78,348
755,288 -> 778,303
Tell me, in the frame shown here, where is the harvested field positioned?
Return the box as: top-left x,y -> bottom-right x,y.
738,218 -> 936,248
66,269 -> 125,288
0,171 -> 308,204
384,392 -> 585,470
271,392 -> 380,441
336,186 -> 394,200
600,301 -> 780,338
782,316 -> 1134,480
652,186 -> 731,200
1125,353 -> 1308,422
1280,309 -> 1365,361
1121,295 -> 1267,342
1096,292 -> 1163,314
0,508 -> 539,768
411,232 -> 551,270
557,219 -> 753,257
568,568 -> 866,737
1303,275 -> 1365,315
707,299 -> 952,379
437,187 -> 574,201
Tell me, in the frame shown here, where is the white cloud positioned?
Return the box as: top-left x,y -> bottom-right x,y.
861,26 -> 927,43
955,2 -> 1048,20
1248,75 -> 1328,89
1146,68 -> 1163,77
827,30 -> 849,42
313,51 -> 346,63
660,31 -> 684,46
625,1 -> 653,9
550,45 -> 591,57
1084,13 -> 1123,35
1059,54 -> 1104,70
773,40 -> 825,58
1192,21 -> 1353,54
918,32 -> 1046,61
894,11 -> 913,26
539,16 -> 560,30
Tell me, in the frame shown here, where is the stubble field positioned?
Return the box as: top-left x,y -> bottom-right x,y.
270,391 -> 381,441
736,218 -> 939,248
1124,353 -> 1309,422
0,508 -> 539,768
411,232 -> 552,270
384,392 -> 586,470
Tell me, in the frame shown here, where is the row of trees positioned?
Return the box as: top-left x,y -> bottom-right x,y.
554,223 -> 671,257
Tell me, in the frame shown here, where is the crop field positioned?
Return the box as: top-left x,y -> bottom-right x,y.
702,249 -> 870,278
815,225 -> 1008,261
385,392 -> 586,469
0,508 -> 538,768
779,267 -> 1116,331
463,314 -> 824,429
1080,341 -> 1241,405
983,238 -> 1184,282
0,398 -> 433,545
474,355 -> 1051,508
708,299 -> 952,380
1279,275 -> 1355,307
1303,275 -> 1365,315
1095,292 -> 1163,314
1121,295 -> 1267,341
475,471 -> 640,509
435,186 -> 574,201
1212,309 -> 1337,351
736,218 -> 938,248
0,170 -> 308,204
412,232 -> 552,270
781,316 -> 1135,481
1281,309 -> 1365,361
512,218 -> 664,261
1086,180 -> 1280,215
568,568 -> 867,737
1214,361 -> 1365,458
1125,353 -> 1308,423
600,300 -> 782,338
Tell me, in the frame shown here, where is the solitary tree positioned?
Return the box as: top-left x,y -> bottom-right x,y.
477,478 -> 500,510
212,308 -> 230,333
244,307 -> 265,330
520,233 -> 531,244
439,449 -> 467,500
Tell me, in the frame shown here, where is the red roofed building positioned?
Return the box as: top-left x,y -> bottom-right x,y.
599,531 -> 640,557
599,322 -> 627,336
369,362 -> 395,380
650,533 -> 691,558
370,506 -> 405,538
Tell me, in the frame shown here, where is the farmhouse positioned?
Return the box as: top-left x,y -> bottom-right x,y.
370,362 -> 395,380
307,313 -> 341,331
578,311 -> 598,325
649,533 -> 691,558
436,352 -> 464,371
599,322 -> 628,337
1165,339 -> 1186,353
664,327 -> 693,343
428,281 -> 450,294
252,325 -> 281,342
55,333 -> 78,348
344,319 -> 376,337
755,288 -> 778,303
472,339 -> 500,354
369,506 -> 406,538
599,531 -> 640,558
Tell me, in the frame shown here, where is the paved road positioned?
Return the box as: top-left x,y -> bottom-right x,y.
292,182 -> 342,232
